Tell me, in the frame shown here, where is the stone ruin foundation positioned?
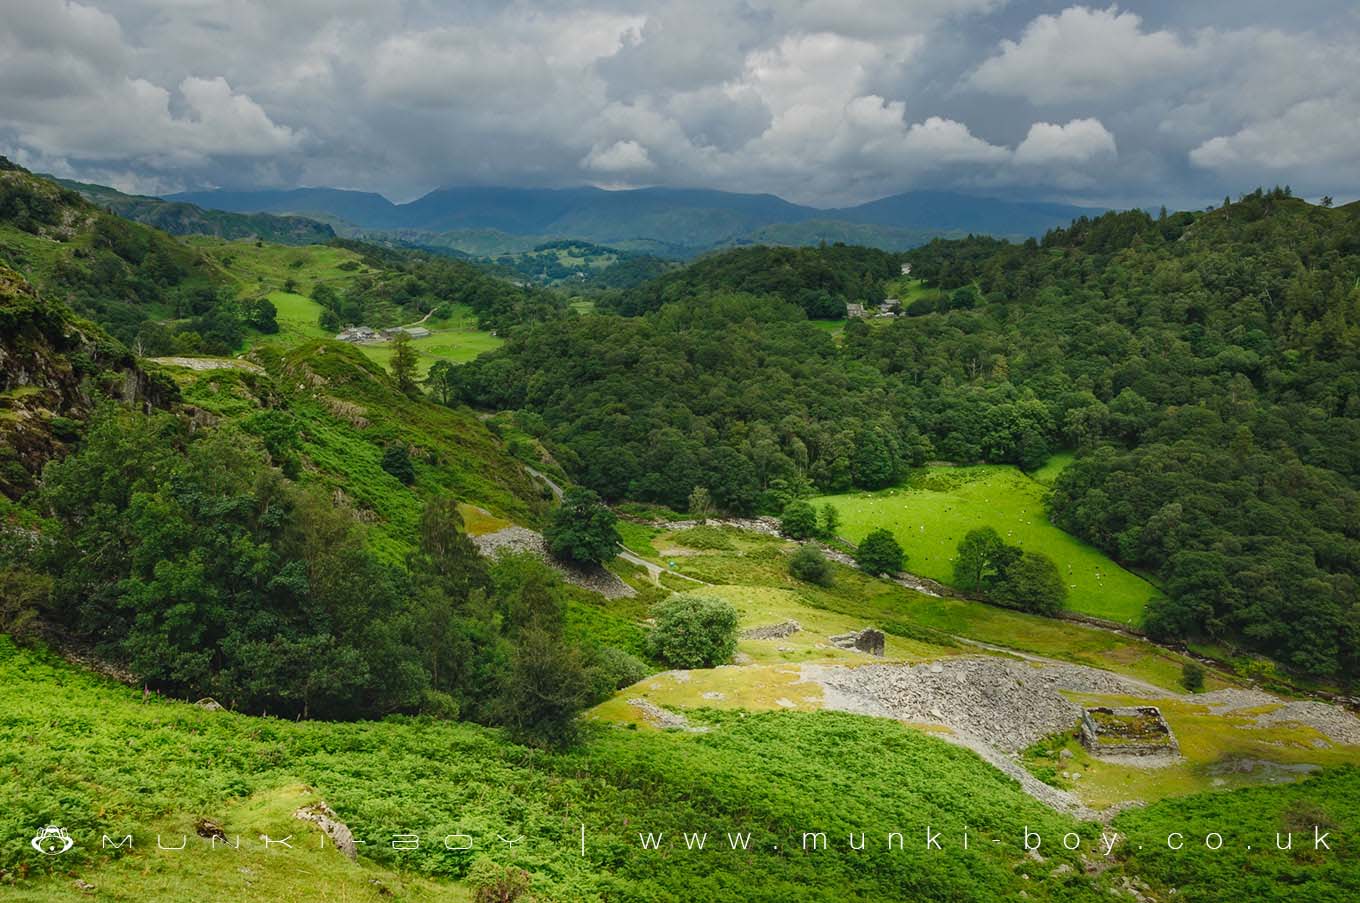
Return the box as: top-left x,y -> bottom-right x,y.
1079,706 -> 1180,758
741,620 -> 801,640
829,628 -> 886,657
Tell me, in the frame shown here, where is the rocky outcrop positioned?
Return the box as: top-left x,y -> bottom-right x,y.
0,265 -> 179,499
473,525 -> 636,599
295,801 -> 358,860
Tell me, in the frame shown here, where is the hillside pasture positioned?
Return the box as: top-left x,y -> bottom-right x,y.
813,464 -> 1157,625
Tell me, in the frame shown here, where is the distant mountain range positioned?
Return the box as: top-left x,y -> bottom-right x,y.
165,184 -> 1104,256
56,178 -> 335,245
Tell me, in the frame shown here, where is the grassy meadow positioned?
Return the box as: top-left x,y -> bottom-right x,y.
813,463 -> 1158,625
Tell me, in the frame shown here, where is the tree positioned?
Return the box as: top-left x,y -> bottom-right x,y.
389,331 -> 419,395
992,551 -> 1066,615
498,623 -> 590,749
819,503 -> 841,540
544,488 -> 620,565
780,499 -> 819,539
789,543 -> 833,586
247,297 -> 279,333
687,486 -> 715,521
426,359 -> 458,406
647,593 -> 739,668
856,528 -> 904,576
381,445 -> 415,485
1181,661 -> 1205,693
952,527 -> 1004,590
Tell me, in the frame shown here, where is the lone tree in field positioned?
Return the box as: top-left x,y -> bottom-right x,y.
992,550 -> 1066,615
389,331 -> 419,395
1181,662 -> 1206,693
952,526 -> 1004,590
544,488 -> 620,565
647,593 -> 739,668
856,528 -> 904,576
780,499 -> 819,540
819,503 -> 841,540
789,543 -> 833,587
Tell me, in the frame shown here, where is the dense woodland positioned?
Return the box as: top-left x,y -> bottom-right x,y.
597,242 -> 901,317
459,190 -> 1360,681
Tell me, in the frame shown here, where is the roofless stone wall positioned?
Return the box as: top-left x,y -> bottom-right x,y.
1080,706 -> 1180,758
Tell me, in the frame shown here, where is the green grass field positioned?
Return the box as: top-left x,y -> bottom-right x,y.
813,463 -> 1157,625
186,236 -> 377,297
356,326 -> 503,378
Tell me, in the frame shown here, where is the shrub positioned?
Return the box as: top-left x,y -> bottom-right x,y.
587,646 -> 649,699
855,528 -> 904,576
381,444 -> 415,484
647,593 -> 739,668
1181,662 -> 1205,693
780,500 -> 819,539
789,543 -> 833,586
819,503 -> 841,540
467,858 -> 534,903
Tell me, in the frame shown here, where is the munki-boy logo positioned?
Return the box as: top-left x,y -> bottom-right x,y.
31,826 -> 75,856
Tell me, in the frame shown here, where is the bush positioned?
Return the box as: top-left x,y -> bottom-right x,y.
381,444 -> 415,484
586,646 -> 650,700
789,543 -> 833,586
855,528 -> 904,576
467,857 -> 533,903
779,500 -> 819,539
1181,662 -> 1205,693
647,593 -> 739,668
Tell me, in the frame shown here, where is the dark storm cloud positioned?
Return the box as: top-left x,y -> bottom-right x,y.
2,0 -> 1357,208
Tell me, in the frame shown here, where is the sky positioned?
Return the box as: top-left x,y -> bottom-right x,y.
2,0 -> 1358,210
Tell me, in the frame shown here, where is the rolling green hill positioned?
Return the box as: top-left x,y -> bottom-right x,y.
56,178 -> 335,245
813,464 -> 1158,625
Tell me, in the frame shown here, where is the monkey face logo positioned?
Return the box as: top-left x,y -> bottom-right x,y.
31,825 -> 75,855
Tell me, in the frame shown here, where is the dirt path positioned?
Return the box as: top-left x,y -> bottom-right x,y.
617,547 -> 709,587
524,465 -> 564,500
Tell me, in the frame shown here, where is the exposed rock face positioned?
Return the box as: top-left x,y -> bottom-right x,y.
295,802 -> 358,860
742,620 -> 801,640
627,698 -> 708,732
829,628 -> 885,657
0,264 -> 178,499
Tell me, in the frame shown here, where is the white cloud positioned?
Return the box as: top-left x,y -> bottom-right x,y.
1015,118 -> 1116,165
1190,97 -> 1360,172
3,0 -> 1359,206
903,116 -> 1010,163
582,139 -> 656,173
971,6 -> 1194,104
